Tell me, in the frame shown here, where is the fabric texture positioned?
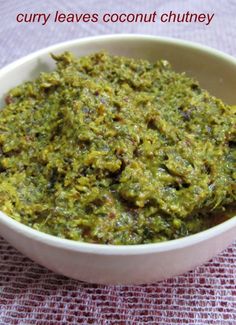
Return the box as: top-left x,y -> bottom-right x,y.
0,0 -> 235,324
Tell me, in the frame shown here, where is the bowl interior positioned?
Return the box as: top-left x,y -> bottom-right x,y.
0,36 -> 236,109
0,36 -> 235,255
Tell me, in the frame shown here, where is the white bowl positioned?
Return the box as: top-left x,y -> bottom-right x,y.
0,35 -> 235,285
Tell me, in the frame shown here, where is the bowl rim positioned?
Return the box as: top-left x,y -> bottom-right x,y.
0,34 -> 235,255
0,210 -> 236,255
1,33 -> 236,74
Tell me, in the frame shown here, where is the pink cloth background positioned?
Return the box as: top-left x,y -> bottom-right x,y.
0,0 -> 235,324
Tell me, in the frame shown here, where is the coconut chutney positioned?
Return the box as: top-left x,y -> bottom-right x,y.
0,52 -> 235,244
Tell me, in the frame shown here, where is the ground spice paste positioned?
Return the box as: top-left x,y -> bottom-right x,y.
0,52 -> 235,244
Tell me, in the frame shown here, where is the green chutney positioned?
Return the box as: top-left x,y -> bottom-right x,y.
0,52 -> 235,244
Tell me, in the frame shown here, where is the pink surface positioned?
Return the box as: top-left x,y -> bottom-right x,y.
0,237 -> 235,324
0,0 -> 235,324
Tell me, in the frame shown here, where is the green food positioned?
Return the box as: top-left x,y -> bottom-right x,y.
0,52 -> 235,244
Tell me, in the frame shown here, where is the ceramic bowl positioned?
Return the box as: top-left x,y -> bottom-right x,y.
0,34 -> 235,284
